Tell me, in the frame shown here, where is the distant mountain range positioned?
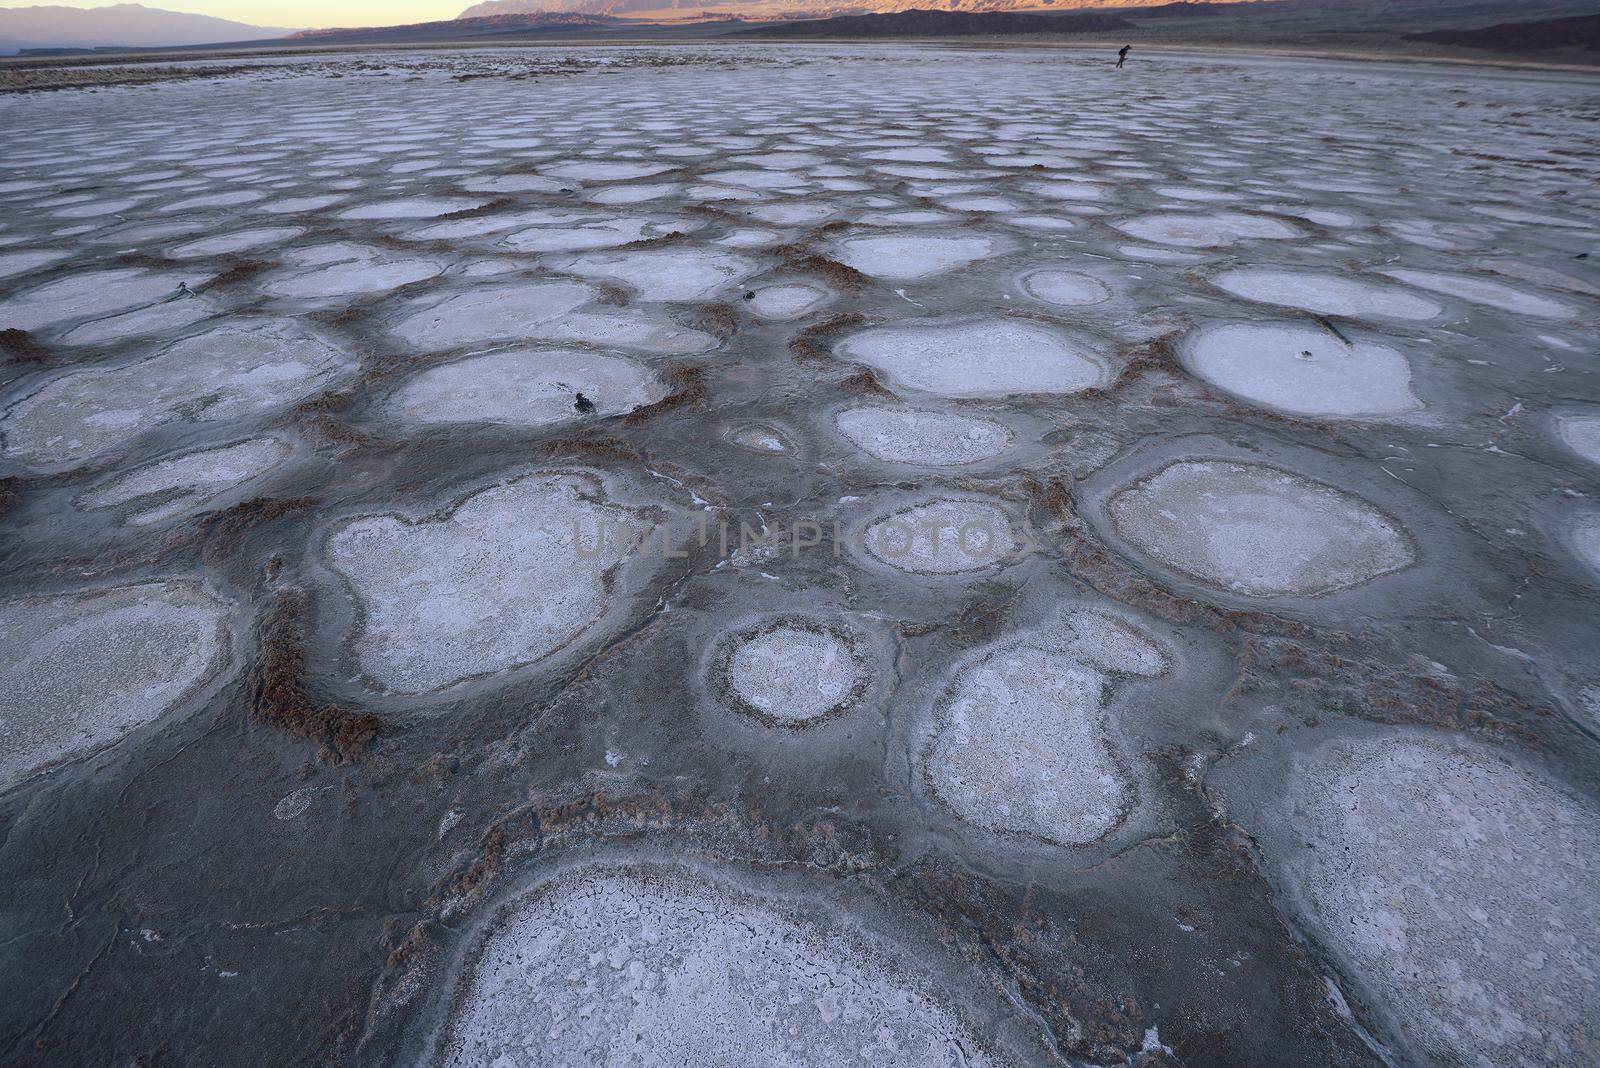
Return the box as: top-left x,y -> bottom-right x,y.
3,0 -> 1597,56
458,0 -> 1238,16
287,11 -> 619,46
0,3 -> 289,53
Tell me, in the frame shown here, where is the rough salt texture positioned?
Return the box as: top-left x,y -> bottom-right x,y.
835,319 -> 1108,398
716,620 -> 866,724
443,864 -> 1004,1068
325,472 -> 651,694
924,611 -> 1166,845
78,437 -> 294,525
863,497 -> 1020,574
1182,321 -> 1422,418
1,320 -> 353,470
1108,461 -> 1414,597
390,349 -> 663,428
1276,736 -> 1600,1068
0,583 -> 231,785
834,406 -> 1010,466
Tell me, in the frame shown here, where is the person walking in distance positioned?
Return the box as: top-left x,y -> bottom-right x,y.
1116,44 -> 1130,69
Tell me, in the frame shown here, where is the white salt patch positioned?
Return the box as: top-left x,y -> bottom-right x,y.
864,498 -> 1019,574
1556,413 -> 1600,467
530,310 -> 718,354
459,174 -> 563,194
1010,216 -> 1076,231
163,191 -> 264,212
260,195 -> 346,214
500,218 -> 666,253
170,227 -> 302,257
831,233 -> 1003,281
1572,513 -> 1600,579
1113,212 -> 1302,248
0,268 -> 190,332
265,244 -> 442,298
442,864 -> 1003,1068
326,471 -> 654,694
1380,268 -> 1576,319
0,582 -> 231,785
390,283 -> 594,350
1019,269 -> 1110,307
834,406 -> 1010,466
1211,269 -> 1441,321
0,250 -> 69,280
79,437 -> 294,525
747,202 -> 836,225
2,320 -> 353,470
718,621 -> 865,724
338,196 -> 485,221
836,319 -> 1108,398
1108,460 -> 1413,597
589,183 -> 676,205
746,283 -> 831,321
391,349 -> 662,428
1278,736 -> 1600,1067
1183,321 -> 1421,419
555,249 -> 755,302
540,160 -> 673,181
727,424 -> 790,453
1154,185 -> 1240,202
58,295 -> 217,347
925,611 -> 1165,845
944,196 -> 1019,213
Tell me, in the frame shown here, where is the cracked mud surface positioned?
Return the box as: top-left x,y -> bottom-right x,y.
1,43 -> 1598,1068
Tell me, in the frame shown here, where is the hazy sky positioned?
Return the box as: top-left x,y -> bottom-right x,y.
0,0 -> 470,29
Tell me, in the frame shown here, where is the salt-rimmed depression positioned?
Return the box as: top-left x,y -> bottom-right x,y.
835,319 -> 1109,398
439,862 -> 1015,1067
710,617 -> 869,726
390,349 -> 663,428
1258,735 -> 1600,1067
1181,321 -> 1423,419
0,582 -> 232,785
923,610 -> 1166,846
833,405 -> 1011,466
325,470 -> 663,694
1107,460 -> 1414,597
1,320 -> 354,470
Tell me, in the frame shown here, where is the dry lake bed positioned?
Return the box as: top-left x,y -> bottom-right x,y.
1,42 -> 1598,1068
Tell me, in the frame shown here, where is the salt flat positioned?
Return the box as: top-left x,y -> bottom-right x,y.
0,43 -> 1597,1068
